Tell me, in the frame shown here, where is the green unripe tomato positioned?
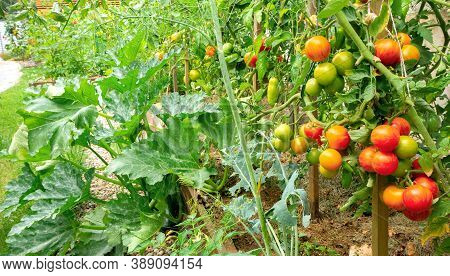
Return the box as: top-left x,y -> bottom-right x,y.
267,77 -> 279,106
314,62 -> 337,86
332,51 -> 355,75
189,69 -> 200,81
223,42 -> 234,55
392,159 -> 412,177
306,148 -> 321,165
323,76 -> 344,94
272,137 -> 290,152
394,136 -> 418,159
305,78 -> 322,97
274,123 -> 292,141
427,115 -> 441,133
364,107 -> 375,120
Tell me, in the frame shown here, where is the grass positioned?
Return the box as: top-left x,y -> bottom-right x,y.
0,66 -> 39,253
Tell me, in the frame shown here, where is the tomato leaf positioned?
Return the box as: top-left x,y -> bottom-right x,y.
348,126 -> 371,143
318,0 -> 350,19
418,153 -> 434,176
341,169 -> 352,188
369,3 -> 389,37
256,51 -> 269,82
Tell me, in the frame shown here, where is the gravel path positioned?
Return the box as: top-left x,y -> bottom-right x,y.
0,58 -> 22,93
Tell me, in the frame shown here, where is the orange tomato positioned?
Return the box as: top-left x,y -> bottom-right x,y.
319,148 -> 342,171
291,137 -> 309,155
358,146 -> 377,172
397,32 -> 411,46
205,45 -> 216,57
325,125 -> 350,150
244,52 -> 258,68
319,165 -> 338,178
402,45 -> 420,64
370,125 -> 400,152
382,185 -> 405,211
304,36 -> 331,62
374,39 -> 401,66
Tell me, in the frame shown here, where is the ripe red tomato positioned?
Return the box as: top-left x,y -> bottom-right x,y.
325,125 -> 350,150
402,45 -> 420,65
319,148 -> 342,171
205,45 -> 216,57
382,185 -> 405,211
370,125 -> 400,152
359,146 -> 377,172
390,117 -> 410,135
402,185 -> 433,212
374,39 -> 401,66
291,137 -> 309,155
394,136 -> 418,159
277,55 -> 284,62
372,151 -> 398,175
304,122 -> 323,140
244,52 -> 258,68
259,38 -> 271,52
397,32 -> 411,46
319,165 -> 338,178
414,176 -> 439,199
304,36 -> 331,62
411,159 -> 427,179
402,209 -> 431,221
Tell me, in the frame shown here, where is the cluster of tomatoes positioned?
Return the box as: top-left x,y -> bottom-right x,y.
303,36 -> 355,96
272,121 -> 353,179
358,118 -> 438,221
374,32 -> 420,66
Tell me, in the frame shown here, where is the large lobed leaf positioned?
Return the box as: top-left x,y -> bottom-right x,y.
19,92 -> 97,159
8,163 -> 93,236
106,117 -> 216,187
0,164 -> 41,217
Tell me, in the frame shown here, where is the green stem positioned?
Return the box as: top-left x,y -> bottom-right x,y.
428,0 -> 450,8
208,0 -> 272,256
62,158 -> 123,186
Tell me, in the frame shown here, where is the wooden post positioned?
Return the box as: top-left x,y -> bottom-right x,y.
372,175 -> 389,256
184,46 -> 190,86
253,15 -> 261,92
306,0 -> 321,220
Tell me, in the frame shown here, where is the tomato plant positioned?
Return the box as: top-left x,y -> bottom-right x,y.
0,0 -> 448,257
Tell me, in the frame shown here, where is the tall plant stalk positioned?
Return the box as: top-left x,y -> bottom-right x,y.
208,0 -> 272,255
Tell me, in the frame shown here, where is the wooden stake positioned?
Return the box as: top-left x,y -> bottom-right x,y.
253,15 -> 261,92
372,175 -> 389,256
308,164 -> 320,219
